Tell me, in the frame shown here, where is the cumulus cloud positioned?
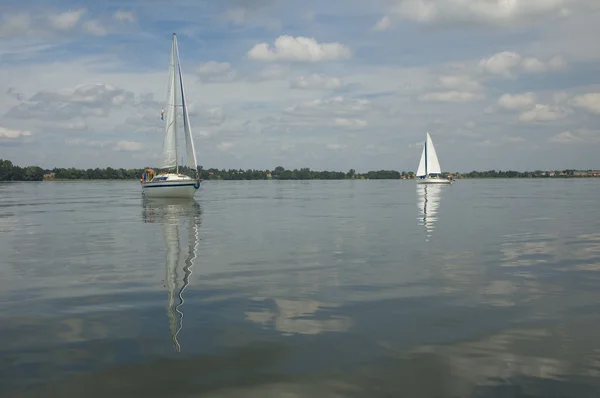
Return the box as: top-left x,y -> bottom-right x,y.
419,91 -> 480,102
0,13 -> 33,38
290,74 -> 343,90
373,15 -> 392,31
248,35 -> 352,62
571,92 -> 600,114
503,135 -> 526,144
333,118 -> 368,129
113,11 -> 136,23
82,20 -> 107,36
479,51 -> 567,77
519,104 -> 567,123
497,92 -> 537,110
6,84 -> 134,121
195,61 -> 236,82
65,138 -> 143,151
0,126 -> 32,143
383,0 -> 573,27
436,75 -> 483,92
48,9 -> 86,30
285,96 -> 369,117
254,64 -> 290,81
114,140 -> 143,152
189,107 -> 226,126
549,129 -> 600,144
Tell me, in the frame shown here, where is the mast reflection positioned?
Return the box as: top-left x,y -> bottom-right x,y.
417,184 -> 442,242
142,197 -> 202,352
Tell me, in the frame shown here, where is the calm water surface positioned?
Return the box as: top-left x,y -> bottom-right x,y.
1,179 -> 600,397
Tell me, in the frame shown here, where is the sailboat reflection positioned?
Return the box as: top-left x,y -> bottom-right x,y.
417,184 -> 442,241
142,197 -> 202,352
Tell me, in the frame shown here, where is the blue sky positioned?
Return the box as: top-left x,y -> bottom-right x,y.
1,0 -> 600,171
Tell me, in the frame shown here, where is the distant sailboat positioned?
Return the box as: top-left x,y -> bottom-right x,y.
141,33 -> 201,198
416,133 -> 452,185
142,197 -> 201,352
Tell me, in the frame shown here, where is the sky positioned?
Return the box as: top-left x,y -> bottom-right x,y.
1,0 -> 599,172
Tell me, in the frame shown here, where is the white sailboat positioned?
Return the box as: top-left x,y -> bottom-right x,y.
415,132 -> 452,184
142,197 -> 201,352
141,33 -> 201,198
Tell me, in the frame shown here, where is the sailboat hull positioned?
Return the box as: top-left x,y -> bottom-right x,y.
416,177 -> 452,185
141,174 -> 200,198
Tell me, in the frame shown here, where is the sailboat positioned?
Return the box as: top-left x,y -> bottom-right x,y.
142,197 -> 201,352
141,33 -> 201,198
415,133 -> 452,184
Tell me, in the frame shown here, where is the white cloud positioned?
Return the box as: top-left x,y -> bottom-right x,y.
217,141 -> 234,150
479,51 -> 522,76
114,140 -> 143,152
190,107 -> 226,126
326,143 -> 346,151
248,35 -> 352,62
285,96 -> 369,117
503,136 -> 526,144
113,11 -> 136,23
6,84 -> 134,121
571,93 -> 600,114
497,92 -> 537,111
0,126 -> 32,140
333,118 -> 367,129
549,130 -> 582,144
548,55 -> 568,71
0,13 -> 33,38
82,20 -> 107,36
373,16 -> 392,31
290,74 -> 342,90
419,91 -> 480,102
519,104 -> 567,123
548,129 -> 600,144
48,9 -> 86,30
479,51 -> 567,77
254,64 -> 290,81
436,75 -> 483,92
385,0 -> 573,27
195,61 -> 236,82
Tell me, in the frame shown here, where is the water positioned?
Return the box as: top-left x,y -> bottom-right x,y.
1,179 -> 600,397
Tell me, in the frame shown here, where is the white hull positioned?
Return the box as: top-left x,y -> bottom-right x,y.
142,183 -> 198,198
142,175 -> 200,198
416,177 -> 452,185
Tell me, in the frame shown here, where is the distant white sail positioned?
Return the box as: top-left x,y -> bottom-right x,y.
416,144 -> 426,177
174,40 -> 198,171
161,36 -> 179,170
426,133 -> 442,175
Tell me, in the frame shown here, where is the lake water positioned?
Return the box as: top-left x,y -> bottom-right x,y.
1,179 -> 600,397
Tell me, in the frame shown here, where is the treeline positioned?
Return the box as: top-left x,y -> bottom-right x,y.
462,169 -> 597,178
0,159 -> 45,181
1,159 -> 598,181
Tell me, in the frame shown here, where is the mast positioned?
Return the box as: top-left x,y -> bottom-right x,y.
173,33 -> 179,174
424,133 -> 428,177
174,34 -> 199,180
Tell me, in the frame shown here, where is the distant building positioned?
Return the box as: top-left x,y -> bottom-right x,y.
43,172 -> 55,180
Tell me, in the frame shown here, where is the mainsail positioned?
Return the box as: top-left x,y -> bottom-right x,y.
416,132 -> 442,177
160,34 -> 198,173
